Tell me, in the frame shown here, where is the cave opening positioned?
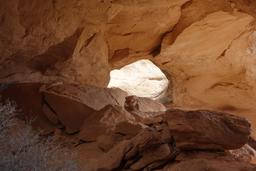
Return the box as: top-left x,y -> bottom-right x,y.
108,59 -> 169,102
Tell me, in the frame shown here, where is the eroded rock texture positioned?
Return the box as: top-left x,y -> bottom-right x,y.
0,0 -> 189,86
1,83 -> 255,170
1,0 -> 256,134
155,10 -> 256,136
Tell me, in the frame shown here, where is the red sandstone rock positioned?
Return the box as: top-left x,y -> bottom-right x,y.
78,105 -> 140,142
0,83 -> 56,132
41,83 -> 128,110
164,152 -> 256,171
95,128 -> 177,171
42,104 -> 59,125
164,109 -> 251,150
43,91 -> 96,133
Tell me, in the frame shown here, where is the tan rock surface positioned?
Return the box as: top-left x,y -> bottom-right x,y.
106,0 -> 189,64
0,0 -> 189,86
125,95 -> 166,113
161,0 -> 233,49
1,1 -> 256,170
155,11 -> 256,136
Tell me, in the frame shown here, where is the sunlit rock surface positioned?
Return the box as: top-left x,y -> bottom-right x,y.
108,60 -> 169,101
155,11 -> 256,136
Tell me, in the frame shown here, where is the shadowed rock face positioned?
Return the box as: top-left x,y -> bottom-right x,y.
1,1 -> 256,169
0,0 -> 189,86
165,109 -> 251,150
164,151 -> 256,171
0,83 -> 255,170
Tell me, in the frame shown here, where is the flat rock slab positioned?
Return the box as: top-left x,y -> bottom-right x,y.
41,83 -> 128,110
43,92 -> 96,133
164,109 -> 251,150
79,105 -> 141,142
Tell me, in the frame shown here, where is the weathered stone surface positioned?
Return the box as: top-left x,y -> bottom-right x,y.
229,144 -> 256,164
40,83 -> 136,133
96,135 -> 117,152
78,105 -> 138,142
0,0 -> 189,86
155,11 -> 256,136
59,31 -> 110,87
43,91 -> 96,133
125,95 -> 166,113
129,144 -> 172,170
106,0 -> 190,64
164,109 -> 251,150
41,83 -> 128,110
95,128 -> 177,171
161,0 -> 233,49
232,0 -> 256,17
249,136 -> 256,151
1,2 -> 256,169
164,152 -> 256,171
42,104 -> 59,125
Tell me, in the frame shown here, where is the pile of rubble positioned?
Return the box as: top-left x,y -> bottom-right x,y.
1,83 -> 256,171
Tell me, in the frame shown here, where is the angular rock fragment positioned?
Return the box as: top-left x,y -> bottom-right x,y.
129,144 -> 172,170
40,83 -> 130,133
79,105 -> 139,142
43,91 -> 96,133
95,127 -> 178,171
229,144 -> 256,163
41,83 -> 128,110
125,95 -> 166,113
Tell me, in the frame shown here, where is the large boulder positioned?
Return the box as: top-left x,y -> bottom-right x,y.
41,83 -> 128,110
94,128 -> 178,171
40,83 -> 129,133
78,105 -> 140,142
164,109 -> 251,150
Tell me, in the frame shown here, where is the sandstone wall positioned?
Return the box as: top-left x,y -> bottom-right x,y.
0,0 -> 189,86
1,0 -> 256,134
